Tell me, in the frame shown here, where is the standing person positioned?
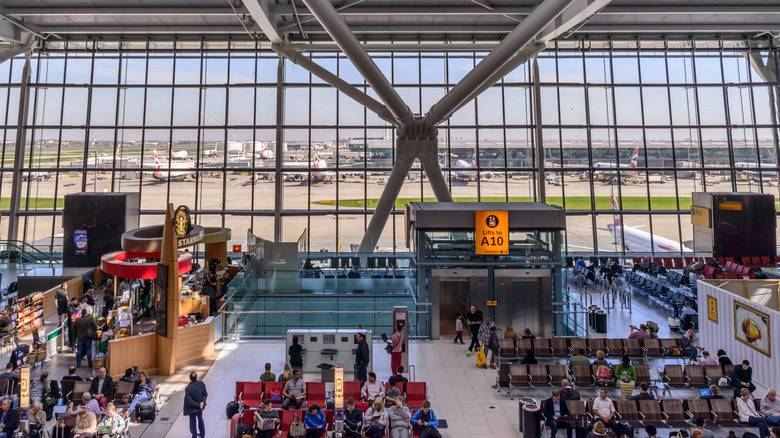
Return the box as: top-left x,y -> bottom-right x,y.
67,298 -> 81,350
390,324 -> 403,376
289,336 -> 304,369
355,333 -> 370,383
410,400 -> 442,438
74,308 -> 98,368
478,317 -> 496,349
56,282 -> 70,326
453,313 -> 464,344
486,326 -> 500,370
465,305 -> 483,356
102,285 -> 114,319
184,372 -> 207,438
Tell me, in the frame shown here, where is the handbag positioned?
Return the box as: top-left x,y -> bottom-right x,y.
385,343 -> 393,354
41,392 -> 57,409
289,414 -> 306,437
596,365 -> 613,379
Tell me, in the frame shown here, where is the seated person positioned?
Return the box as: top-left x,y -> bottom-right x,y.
679,301 -> 698,327
560,380 -> 581,401
592,351 -> 614,386
700,385 -> 723,400
363,399 -> 387,438
388,366 -> 409,387
693,418 -> 715,438
0,363 -> 13,380
343,397 -> 363,438
1,368 -> 20,408
73,407 -> 98,438
681,330 -> 698,362
544,390 -> 573,438
360,372 -> 385,406
89,367 -> 114,409
303,403 -> 326,438
410,400 -> 442,438
118,368 -> 135,383
29,372 -> 50,405
613,356 -> 636,400
281,370 -> 306,410
81,392 -> 103,416
0,315 -> 12,335
97,403 -> 126,438
520,349 -> 538,365
0,399 -> 17,438
385,381 -> 402,405
63,366 -> 84,381
569,349 -> 591,370
28,402 -> 46,438
697,350 -> 719,368
732,360 -> 757,394
736,388 -> 770,438
254,400 -> 281,438
591,389 -> 619,432
627,383 -> 654,401
387,396 -> 411,438
628,324 -> 651,339
259,363 -> 276,382
760,389 -> 780,426
125,371 -> 155,420
586,421 -> 607,438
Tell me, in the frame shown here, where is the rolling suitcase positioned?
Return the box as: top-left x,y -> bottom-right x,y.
136,400 -> 156,422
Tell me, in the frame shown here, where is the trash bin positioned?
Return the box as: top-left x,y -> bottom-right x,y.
521,403 -> 541,438
518,397 -> 537,432
317,363 -> 334,382
594,310 -> 607,334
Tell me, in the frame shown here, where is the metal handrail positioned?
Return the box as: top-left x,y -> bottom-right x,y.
0,240 -> 57,265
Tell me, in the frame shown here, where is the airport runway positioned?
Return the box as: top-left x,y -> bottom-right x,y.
6,170 -> 776,253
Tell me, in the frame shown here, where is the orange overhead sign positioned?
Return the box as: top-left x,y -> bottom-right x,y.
475,211 -> 508,255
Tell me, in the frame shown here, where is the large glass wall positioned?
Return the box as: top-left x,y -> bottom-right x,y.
1,38 -> 778,255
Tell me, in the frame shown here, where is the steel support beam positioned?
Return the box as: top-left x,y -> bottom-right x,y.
243,0 -> 282,43
746,51 -> 780,200
301,0 -> 414,128
274,56 -> 284,242
532,56 -> 546,203
424,0 -> 576,127
272,43 -> 396,125
7,55 -> 31,242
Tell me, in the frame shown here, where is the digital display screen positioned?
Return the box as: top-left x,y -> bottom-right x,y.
73,230 -> 88,256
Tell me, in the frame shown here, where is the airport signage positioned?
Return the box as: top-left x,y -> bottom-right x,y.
691,206 -> 711,228
718,200 -> 743,211
475,211 -> 509,255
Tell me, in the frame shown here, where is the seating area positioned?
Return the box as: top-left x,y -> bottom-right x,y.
231,379 -> 429,436
560,396 -> 768,431
622,271 -> 696,319
497,336 -> 686,364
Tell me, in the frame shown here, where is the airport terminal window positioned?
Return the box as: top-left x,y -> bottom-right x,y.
2,38 -> 779,256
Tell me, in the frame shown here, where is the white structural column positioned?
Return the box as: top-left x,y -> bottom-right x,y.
242,0 -> 282,43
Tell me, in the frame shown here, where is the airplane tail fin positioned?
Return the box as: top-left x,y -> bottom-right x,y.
153,150 -> 161,176
610,188 -> 621,227
630,147 -> 639,169
471,147 -> 477,168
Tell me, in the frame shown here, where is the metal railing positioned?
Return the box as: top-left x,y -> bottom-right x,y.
0,240 -> 58,265
220,309 -> 430,341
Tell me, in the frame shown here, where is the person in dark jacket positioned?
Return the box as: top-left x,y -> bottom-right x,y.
288,336 -> 303,368
89,367 -> 113,409
0,399 -> 17,437
73,308 -> 98,368
732,360 -> 756,394
56,282 -> 70,326
465,305 -> 483,356
344,397 -> 363,438
355,333 -> 370,383
544,390 -> 573,438
184,372 -> 208,438
67,298 -> 81,349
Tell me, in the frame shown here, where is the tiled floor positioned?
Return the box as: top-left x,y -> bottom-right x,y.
10,276 -> 769,438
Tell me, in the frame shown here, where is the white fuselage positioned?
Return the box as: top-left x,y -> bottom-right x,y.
607,223 -> 689,253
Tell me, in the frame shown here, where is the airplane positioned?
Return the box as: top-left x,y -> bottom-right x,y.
452,148 -> 493,182
281,148 -> 333,182
172,150 -> 189,159
593,148 -> 643,183
143,150 -> 196,181
735,162 -> 777,180
603,188 -> 691,253
86,145 -> 134,167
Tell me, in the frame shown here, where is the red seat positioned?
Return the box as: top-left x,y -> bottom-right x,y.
243,382 -> 264,407
385,381 -> 406,396
306,382 -> 327,407
264,381 -> 285,407
343,381 -> 368,411
716,257 -> 725,266
662,258 -> 673,268
738,265 -> 751,276
724,257 -> 735,264
761,256 -> 772,266
724,261 -> 734,272
752,256 -> 763,266
236,381 -> 252,401
279,409 -> 307,438
241,408 -> 261,425
406,382 -> 427,408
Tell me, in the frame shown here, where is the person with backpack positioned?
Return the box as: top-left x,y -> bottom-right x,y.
73,308 -> 98,368
486,326 -> 500,370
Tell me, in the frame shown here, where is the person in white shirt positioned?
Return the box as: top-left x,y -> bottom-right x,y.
591,389 -> 618,431
736,388 -> 770,438
361,373 -> 385,405
760,389 -> 780,426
